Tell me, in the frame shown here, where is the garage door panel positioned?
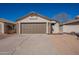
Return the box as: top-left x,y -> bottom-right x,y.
21,23 -> 46,34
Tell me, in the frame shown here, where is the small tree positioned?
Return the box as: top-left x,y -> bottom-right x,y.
53,13 -> 69,23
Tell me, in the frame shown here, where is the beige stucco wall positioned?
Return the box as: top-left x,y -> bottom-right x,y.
63,25 -> 79,33
52,23 -> 60,33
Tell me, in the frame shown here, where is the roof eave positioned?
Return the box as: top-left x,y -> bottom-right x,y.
16,12 -> 60,23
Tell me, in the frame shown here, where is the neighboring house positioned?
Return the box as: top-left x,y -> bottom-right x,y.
63,15 -> 79,33
16,12 -> 60,34
0,18 -> 15,34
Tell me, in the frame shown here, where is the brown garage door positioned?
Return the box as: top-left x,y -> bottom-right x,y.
21,23 -> 46,34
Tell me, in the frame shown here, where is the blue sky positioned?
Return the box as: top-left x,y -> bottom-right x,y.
0,3 -> 79,22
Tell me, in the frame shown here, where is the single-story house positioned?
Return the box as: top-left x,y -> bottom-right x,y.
16,12 -> 60,34
63,15 -> 79,33
0,18 -> 15,34
2,12 -> 79,34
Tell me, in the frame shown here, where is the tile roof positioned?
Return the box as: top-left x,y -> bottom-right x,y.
63,19 -> 79,25
16,12 -> 58,22
0,18 -> 14,23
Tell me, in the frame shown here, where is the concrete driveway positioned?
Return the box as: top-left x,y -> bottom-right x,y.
0,34 -> 57,55
0,34 -> 79,55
